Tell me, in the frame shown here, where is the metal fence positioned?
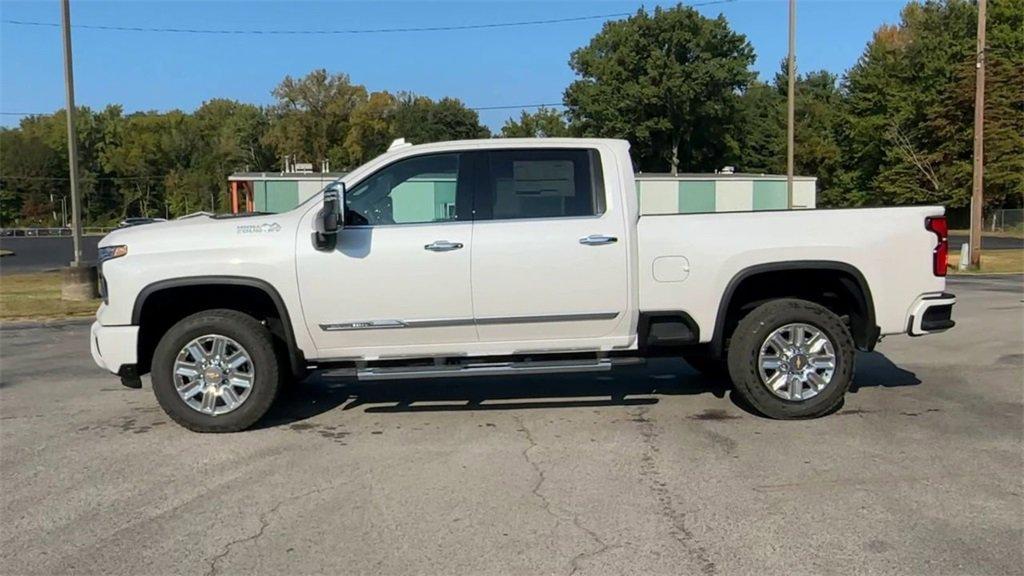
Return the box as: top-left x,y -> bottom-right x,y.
933,207 -> 1021,233
989,209 -> 1023,233
0,227 -> 113,237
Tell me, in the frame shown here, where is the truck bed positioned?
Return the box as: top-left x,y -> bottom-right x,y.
637,206 -> 948,341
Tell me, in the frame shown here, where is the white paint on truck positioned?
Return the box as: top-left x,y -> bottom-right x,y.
90,137 -> 955,431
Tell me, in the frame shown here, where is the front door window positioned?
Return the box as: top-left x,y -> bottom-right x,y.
346,153 -> 462,226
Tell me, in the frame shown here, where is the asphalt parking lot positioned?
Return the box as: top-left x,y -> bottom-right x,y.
1,275 -> 1021,576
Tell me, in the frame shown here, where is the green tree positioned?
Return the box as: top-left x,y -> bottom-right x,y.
926,0 -> 1024,210
781,68 -> 847,205
344,91 -> 399,164
0,188 -> 19,227
501,107 -> 570,137
564,4 -> 755,173
390,94 -> 490,145
838,0 -> 1023,209
99,111 -> 191,218
735,80 -> 785,175
0,127 -> 61,225
264,69 -> 368,170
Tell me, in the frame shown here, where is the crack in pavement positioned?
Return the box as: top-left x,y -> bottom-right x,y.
513,414 -> 616,576
204,483 -> 339,576
632,406 -> 716,575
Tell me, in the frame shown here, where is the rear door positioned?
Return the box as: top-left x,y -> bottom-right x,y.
469,147 -> 630,348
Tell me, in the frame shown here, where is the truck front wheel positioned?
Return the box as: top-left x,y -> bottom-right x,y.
726,299 -> 854,419
151,309 -> 282,432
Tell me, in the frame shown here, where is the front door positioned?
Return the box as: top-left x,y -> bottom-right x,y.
296,152 -> 477,360
469,147 -> 631,349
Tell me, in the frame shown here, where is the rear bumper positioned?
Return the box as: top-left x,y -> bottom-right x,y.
907,292 -> 956,336
90,321 -> 139,374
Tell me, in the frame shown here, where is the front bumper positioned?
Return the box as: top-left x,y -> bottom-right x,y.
907,292 -> 956,336
90,321 -> 139,374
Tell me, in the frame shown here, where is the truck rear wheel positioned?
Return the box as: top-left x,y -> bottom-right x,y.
151,309 -> 281,432
726,298 -> 854,419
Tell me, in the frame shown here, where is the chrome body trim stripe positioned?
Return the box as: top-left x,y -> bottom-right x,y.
319,312 -> 619,332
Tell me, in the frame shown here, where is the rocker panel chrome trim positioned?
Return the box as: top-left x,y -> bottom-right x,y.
319,312 -> 618,332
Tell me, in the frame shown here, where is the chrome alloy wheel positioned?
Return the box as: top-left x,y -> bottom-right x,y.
173,334 -> 255,416
757,323 -> 836,401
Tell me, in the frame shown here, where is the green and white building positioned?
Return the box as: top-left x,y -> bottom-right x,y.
635,173 -> 816,214
228,171 -> 816,216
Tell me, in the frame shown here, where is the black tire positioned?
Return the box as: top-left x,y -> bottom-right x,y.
682,346 -> 730,381
151,309 -> 281,432
726,298 -> 854,419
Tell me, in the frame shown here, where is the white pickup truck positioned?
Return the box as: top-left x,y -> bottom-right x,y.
91,138 -> 956,432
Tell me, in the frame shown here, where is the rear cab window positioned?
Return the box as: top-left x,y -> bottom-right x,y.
476,149 -> 605,221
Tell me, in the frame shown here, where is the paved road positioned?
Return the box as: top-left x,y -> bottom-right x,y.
949,234 -> 1024,250
1,276 -> 1021,576
0,236 -> 102,273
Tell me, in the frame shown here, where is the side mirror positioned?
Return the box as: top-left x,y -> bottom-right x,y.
313,182 -> 344,250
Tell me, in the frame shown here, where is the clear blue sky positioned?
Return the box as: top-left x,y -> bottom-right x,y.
0,0 -> 906,131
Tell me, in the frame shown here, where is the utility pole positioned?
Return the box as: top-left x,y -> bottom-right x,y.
786,0 -> 796,209
969,0 -> 986,269
59,0 -> 96,301
61,0 -> 83,266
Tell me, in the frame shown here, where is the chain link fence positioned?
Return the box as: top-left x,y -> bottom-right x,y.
0,227 -> 114,237
988,209 -> 1023,233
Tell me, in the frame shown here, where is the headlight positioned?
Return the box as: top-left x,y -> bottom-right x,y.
98,245 -> 128,263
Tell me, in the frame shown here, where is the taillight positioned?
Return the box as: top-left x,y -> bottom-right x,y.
925,216 -> 948,277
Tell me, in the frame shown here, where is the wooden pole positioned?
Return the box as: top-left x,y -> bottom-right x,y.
786,0 -> 796,209
230,181 -> 240,214
969,0 -> 986,269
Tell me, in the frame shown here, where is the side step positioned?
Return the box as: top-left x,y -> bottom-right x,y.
356,357 -> 615,381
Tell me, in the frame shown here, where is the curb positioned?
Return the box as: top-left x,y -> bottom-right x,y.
1,317 -> 94,329
947,272 -> 1024,278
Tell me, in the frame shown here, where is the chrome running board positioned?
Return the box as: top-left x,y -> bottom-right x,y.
356,358 -> 614,381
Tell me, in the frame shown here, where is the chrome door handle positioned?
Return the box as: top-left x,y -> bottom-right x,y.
579,234 -> 618,246
425,240 -> 464,252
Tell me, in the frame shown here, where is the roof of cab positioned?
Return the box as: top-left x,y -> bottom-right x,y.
383,137 -> 630,155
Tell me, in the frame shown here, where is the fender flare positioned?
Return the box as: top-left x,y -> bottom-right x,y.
710,260 -> 877,355
132,276 -> 306,375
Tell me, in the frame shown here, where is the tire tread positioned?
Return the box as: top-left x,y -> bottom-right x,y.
151,309 -> 281,433
726,298 -> 854,419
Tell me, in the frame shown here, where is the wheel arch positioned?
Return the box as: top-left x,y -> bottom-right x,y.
711,261 -> 877,356
132,276 -> 305,377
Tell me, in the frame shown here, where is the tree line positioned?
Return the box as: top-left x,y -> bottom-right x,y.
1,0 -> 1020,227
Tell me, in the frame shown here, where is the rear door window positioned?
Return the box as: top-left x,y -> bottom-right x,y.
477,149 -> 605,220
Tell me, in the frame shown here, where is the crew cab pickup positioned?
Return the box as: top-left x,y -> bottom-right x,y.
91,138 -> 956,432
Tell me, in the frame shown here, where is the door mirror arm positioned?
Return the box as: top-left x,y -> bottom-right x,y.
313,182 -> 345,251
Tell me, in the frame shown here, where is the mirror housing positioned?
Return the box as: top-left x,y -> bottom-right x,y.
313,182 -> 344,250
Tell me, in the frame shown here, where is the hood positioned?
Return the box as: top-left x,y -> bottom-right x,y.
98,212 -> 291,252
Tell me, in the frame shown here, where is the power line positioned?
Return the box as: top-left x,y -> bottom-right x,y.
471,103 -> 564,111
0,1 -> 734,35
2,102 -> 567,117
1,175 -> 167,181
1,12 -> 633,35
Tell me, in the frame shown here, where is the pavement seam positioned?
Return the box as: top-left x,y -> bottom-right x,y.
632,406 -> 717,575
203,482 -> 339,576
513,414 -> 616,576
